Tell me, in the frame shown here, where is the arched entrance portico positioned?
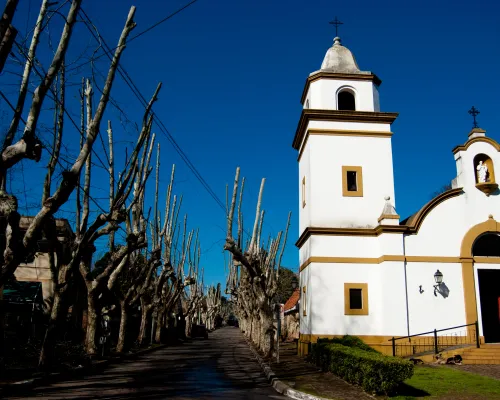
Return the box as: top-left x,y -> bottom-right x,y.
461,217 -> 500,342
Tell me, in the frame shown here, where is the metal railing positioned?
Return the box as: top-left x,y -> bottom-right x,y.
389,321 -> 480,357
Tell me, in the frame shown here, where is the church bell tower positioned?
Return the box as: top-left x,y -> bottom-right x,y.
293,34 -> 399,233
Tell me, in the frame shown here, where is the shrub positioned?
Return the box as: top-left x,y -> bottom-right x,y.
310,342 -> 413,394
317,335 -> 379,353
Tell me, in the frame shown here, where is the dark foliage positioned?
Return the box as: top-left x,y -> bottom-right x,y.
310,342 -> 413,394
317,335 -> 379,353
275,267 -> 297,304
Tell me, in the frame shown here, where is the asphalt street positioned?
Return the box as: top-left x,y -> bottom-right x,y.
8,327 -> 286,399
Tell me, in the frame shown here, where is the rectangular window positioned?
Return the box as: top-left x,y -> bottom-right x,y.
302,177 -> 306,208
344,283 -> 368,315
349,288 -> 362,309
346,171 -> 357,191
342,166 -> 363,197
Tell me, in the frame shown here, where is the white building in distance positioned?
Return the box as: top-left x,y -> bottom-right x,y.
294,35 -> 500,356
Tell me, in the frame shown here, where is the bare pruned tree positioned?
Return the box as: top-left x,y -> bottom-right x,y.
204,283 -> 221,330
224,167 -> 291,357
0,4 -> 137,288
184,266 -> 204,338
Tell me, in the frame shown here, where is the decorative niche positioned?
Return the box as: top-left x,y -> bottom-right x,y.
474,154 -> 498,196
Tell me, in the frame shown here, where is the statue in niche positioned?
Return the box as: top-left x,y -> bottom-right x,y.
477,161 -> 489,183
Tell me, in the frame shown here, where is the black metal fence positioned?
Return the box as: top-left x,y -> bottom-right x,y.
389,321 -> 480,357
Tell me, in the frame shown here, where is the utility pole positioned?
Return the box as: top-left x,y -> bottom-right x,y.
0,0 -> 18,73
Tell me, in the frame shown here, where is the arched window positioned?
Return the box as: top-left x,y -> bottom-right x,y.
338,90 -> 356,111
473,233 -> 500,257
474,154 -> 495,184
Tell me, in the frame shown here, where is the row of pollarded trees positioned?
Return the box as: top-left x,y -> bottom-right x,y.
0,0 -> 216,371
224,168 -> 290,357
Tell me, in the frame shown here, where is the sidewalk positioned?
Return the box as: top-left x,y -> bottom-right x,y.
268,342 -> 373,400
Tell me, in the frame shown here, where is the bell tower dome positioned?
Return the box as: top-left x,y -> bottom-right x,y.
302,36 -> 382,112
294,35 -> 399,233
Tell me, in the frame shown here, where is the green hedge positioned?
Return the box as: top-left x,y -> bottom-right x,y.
317,335 -> 379,353
310,342 -> 413,394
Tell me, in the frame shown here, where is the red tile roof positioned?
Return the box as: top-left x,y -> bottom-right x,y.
284,288 -> 300,312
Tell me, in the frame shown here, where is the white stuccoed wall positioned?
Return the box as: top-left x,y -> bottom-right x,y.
299,263 -> 312,335
405,262 -> 466,333
310,235 -> 378,257
299,140 -> 311,234
296,42 -> 500,341
404,196 -> 467,256
305,262 -> 408,336
309,133 -> 396,228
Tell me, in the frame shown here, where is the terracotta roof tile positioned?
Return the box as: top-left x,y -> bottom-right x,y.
284,288 -> 300,312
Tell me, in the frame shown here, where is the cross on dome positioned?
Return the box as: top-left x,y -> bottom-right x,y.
329,16 -> 343,37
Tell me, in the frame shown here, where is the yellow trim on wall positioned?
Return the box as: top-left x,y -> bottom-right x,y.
295,188 -> 464,248
293,109 -> 399,151
460,216 -> 500,326
298,255 -> 499,272
377,214 -> 400,223
297,333 -> 484,357
452,136 -> 500,154
344,283 -> 369,315
342,166 -> 363,197
308,128 -> 393,138
297,129 -> 393,162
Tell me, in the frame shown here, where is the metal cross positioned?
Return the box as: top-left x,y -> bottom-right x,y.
468,106 -> 480,129
329,16 -> 343,37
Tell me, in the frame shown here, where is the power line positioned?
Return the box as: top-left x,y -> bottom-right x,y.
67,0 -> 200,74
129,0 -> 199,43
10,43 -> 110,173
79,8 -> 227,214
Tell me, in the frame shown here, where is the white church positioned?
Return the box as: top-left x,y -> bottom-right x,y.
295,34 -> 500,356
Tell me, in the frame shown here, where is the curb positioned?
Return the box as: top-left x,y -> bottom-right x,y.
0,344 -> 168,396
245,339 -> 331,400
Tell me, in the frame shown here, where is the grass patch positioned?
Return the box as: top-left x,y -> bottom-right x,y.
391,365 -> 500,399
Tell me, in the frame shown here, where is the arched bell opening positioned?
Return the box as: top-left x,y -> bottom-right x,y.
337,89 -> 356,111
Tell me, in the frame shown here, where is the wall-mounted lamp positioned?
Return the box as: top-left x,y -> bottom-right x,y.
419,285 -> 424,294
434,270 -> 443,296
291,276 -> 299,290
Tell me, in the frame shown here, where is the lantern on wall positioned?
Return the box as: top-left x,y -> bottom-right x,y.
434,270 -> 443,296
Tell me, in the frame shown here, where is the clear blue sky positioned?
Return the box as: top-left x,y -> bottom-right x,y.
5,0 -> 500,289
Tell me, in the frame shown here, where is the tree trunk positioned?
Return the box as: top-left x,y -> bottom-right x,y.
138,304 -> 151,346
259,309 -> 274,358
85,290 -> 98,356
250,313 -> 257,342
185,315 -> 193,338
155,310 -> 163,343
116,301 -> 128,353
38,264 -> 71,370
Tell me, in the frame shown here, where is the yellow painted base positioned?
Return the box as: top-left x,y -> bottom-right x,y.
298,333 -> 484,358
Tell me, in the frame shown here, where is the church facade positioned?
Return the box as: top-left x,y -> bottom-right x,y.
294,35 -> 500,355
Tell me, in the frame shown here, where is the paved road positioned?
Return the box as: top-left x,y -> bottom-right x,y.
9,327 -> 286,399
